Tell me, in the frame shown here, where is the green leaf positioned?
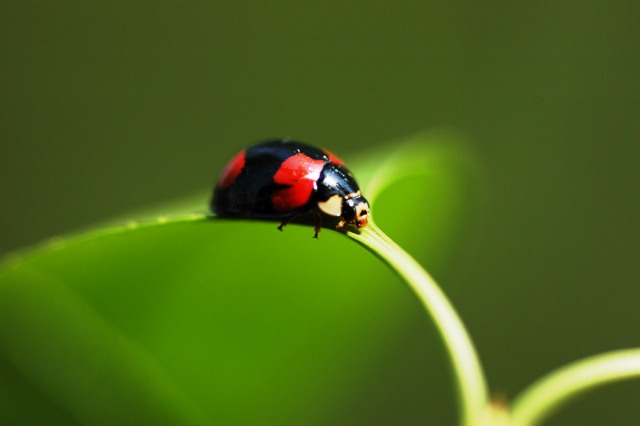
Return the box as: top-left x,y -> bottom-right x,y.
0,131 -> 478,425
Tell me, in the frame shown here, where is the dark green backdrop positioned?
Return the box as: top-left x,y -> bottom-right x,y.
1,1 -> 639,425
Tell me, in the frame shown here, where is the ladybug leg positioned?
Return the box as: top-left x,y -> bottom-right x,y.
278,215 -> 296,232
312,208 -> 323,239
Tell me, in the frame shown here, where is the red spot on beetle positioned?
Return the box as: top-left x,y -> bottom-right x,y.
272,153 -> 325,211
218,150 -> 246,189
323,149 -> 344,166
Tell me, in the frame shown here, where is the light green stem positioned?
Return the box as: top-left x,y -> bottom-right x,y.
510,348 -> 640,426
348,221 -> 489,426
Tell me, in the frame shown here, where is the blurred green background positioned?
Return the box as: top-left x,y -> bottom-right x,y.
1,1 -> 639,424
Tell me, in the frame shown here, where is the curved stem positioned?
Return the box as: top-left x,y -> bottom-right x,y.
348,221 -> 489,426
510,348 -> 640,426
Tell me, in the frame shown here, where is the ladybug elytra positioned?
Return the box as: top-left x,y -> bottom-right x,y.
211,139 -> 370,238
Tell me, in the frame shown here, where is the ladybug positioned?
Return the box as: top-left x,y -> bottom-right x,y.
211,139 -> 370,238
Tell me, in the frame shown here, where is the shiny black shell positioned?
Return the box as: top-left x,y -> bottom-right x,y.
211,139 -> 365,220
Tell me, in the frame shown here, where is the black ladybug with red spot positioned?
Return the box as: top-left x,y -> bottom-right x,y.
211,139 -> 370,238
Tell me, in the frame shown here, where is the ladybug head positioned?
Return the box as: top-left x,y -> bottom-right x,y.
315,163 -> 370,230
316,192 -> 370,230
341,195 -> 370,229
